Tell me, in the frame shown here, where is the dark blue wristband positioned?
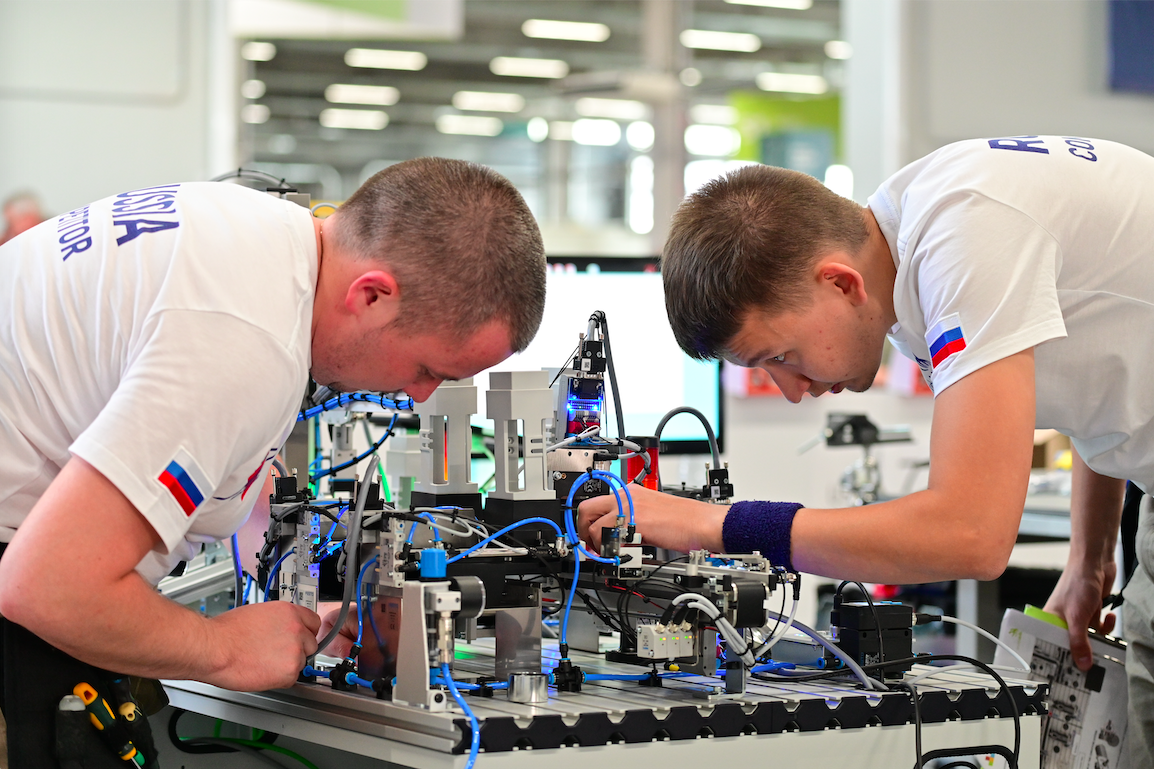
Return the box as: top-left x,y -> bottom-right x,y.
722,500 -> 803,571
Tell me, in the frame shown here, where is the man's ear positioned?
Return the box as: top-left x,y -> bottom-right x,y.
345,270 -> 401,325
817,258 -> 868,307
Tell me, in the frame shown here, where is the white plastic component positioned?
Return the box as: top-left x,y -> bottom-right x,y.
637,624 -> 668,659
486,370 -> 554,500
414,379 -> 478,494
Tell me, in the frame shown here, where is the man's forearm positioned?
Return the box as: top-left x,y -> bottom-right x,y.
1068,447 -> 1125,565
788,487 -> 1021,583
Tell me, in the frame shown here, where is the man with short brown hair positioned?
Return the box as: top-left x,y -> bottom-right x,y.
0,157 -> 545,767
580,136 -> 1154,765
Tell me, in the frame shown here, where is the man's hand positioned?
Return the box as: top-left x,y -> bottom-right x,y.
316,601 -> 361,659
577,484 -> 728,552
1042,447 -> 1125,671
205,602 -> 321,690
1044,559 -> 1116,671
0,456 -> 318,690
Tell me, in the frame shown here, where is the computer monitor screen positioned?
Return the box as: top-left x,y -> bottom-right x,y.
473,257 -> 723,454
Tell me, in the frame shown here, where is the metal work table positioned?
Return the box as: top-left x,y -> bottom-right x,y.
164,638 -> 1044,769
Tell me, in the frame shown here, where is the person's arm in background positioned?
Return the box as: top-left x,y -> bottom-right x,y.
579,350 -> 1036,584
0,457 -> 321,691
1043,447 -> 1124,670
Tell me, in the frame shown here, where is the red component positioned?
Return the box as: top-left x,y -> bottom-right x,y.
626,445 -> 660,490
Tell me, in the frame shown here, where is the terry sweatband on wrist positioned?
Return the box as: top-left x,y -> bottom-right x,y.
722,500 -> 803,572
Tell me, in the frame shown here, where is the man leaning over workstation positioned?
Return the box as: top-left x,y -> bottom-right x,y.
0,157 -> 546,767
577,135 -> 1154,764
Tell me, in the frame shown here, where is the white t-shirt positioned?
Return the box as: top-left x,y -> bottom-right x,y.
0,182 -> 317,583
870,135 -> 1154,491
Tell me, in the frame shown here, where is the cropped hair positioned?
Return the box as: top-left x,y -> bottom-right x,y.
329,158 -> 546,352
662,165 -> 869,360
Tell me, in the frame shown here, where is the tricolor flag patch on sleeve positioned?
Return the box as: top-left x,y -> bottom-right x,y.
926,313 -> 967,369
158,449 -> 212,516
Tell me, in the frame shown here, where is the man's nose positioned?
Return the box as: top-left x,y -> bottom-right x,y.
769,368 -> 809,404
405,379 -> 443,403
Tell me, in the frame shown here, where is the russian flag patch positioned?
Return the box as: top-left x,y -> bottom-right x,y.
926,313 -> 967,369
158,449 -> 211,516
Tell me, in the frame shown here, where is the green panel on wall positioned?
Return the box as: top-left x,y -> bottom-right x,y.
730,92 -> 841,165
302,0 -> 407,21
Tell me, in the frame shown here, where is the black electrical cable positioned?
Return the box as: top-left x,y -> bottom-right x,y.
311,414 -> 397,481
652,406 -> 721,488
936,763 -> 979,769
168,709 -> 280,754
594,312 -> 627,440
836,580 -> 885,669
894,681 -> 922,769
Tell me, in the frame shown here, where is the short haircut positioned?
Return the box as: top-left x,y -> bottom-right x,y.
329,157 -> 546,352
662,165 -> 869,360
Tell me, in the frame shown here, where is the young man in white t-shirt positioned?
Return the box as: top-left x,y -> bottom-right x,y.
578,136 -> 1154,763
0,157 -> 545,766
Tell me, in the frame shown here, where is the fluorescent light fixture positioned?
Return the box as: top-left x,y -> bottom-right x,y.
572,118 -> 621,146
685,159 -> 760,195
325,84 -> 399,106
522,19 -> 610,42
628,155 -> 655,235
626,121 -> 655,151
823,164 -> 854,199
724,0 -> 813,8
436,114 -> 504,136
490,56 -> 569,79
240,79 -> 266,99
690,104 -> 738,125
684,124 -> 741,156
575,97 -> 648,120
755,72 -> 829,94
680,67 -> 703,87
527,117 -> 549,142
319,108 -> 388,130
241,41 -> 276,61
550,121 -> 575,141
345,48 -> 427,71
680,29 -> 761,53
452,91 -> 525,113
241,104 -> 270,124
825,40 -> 853,60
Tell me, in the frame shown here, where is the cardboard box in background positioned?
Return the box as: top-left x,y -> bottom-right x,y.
996,607 -> 1128,769
1033,430 -> 1072,470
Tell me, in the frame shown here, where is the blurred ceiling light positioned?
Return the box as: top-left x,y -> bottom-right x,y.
452,90 -> 525,113
527,117 -> 550,142
685,124 -> 741,156
690,104 -> 738,125
319,108 -> 388,130
325,84 -> 400,106
575,97 -> 648,121
241,104 -> 270,124
755,72 -> 829,94
550,121 -> 575,141
240,79 -> 266,99
490,56 -> 570,79
724,0 -> 813,8
824,40 -> 853,59
823,164 -> 854,199
680,29 -> 761,53
626,121 -> 655,151
680,67 -> 703,87
572,118 -> 621,146
241,42 -> 276,61
345,48 -> 427,71
436,114 -> 504,136
522,19 -> 610,42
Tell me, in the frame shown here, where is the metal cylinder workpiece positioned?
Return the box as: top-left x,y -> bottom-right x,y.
507,672 -> 549,704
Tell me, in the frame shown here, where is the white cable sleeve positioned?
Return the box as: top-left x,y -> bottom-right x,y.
939,615 -> 1030,672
